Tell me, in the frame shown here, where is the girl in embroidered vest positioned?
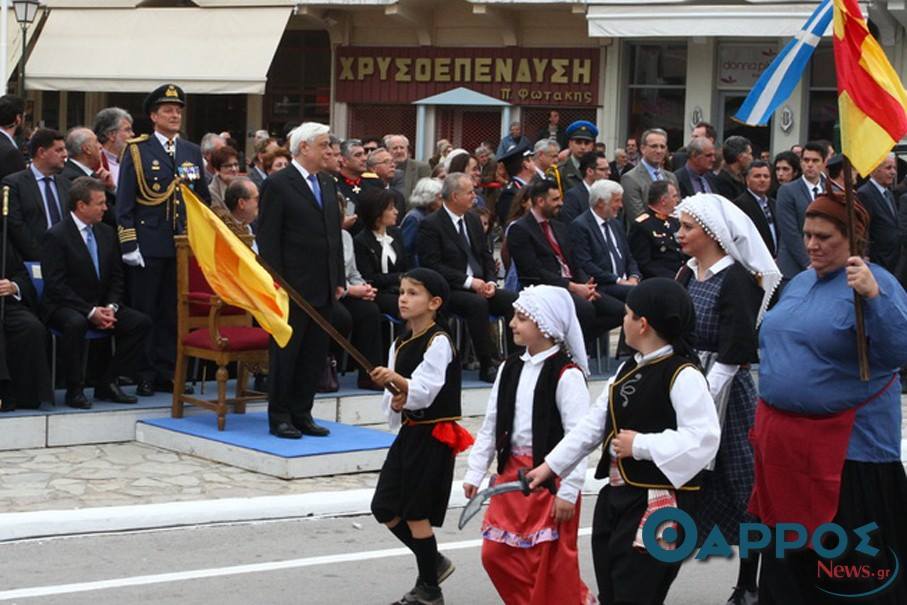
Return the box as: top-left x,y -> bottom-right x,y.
369,268 -> 474,605
674,193 -> 781,605
464,285 -> 593,605
528,278 -> 720,605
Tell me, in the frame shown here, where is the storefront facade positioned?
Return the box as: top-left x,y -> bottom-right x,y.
19,0 -> 907,160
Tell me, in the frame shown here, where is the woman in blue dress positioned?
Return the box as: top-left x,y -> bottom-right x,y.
674,193 -> 782,605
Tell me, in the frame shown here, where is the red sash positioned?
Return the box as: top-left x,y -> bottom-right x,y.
748,374 -> 896,537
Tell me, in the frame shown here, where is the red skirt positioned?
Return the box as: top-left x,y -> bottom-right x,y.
479,454 -> 594,605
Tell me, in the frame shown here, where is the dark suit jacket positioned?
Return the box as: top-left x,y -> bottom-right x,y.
898,191 -> 907,287
712,169 -> 747,201
61,159 -> 117,228
559,182 -> 590,225
858,181 -> 901,274
675,165 -> 719,199
416,207 -> 497,288
0,132 -> 25,180
3,168 -> 71,261
354,227 -> 408,292
507,211 -> 585,289
391,159 -> 431,200
776,177 -> 822,278
569,210 -> 640,286
257,165 -> 344,308
733,190 -> 777,257
40,216 -> 123,320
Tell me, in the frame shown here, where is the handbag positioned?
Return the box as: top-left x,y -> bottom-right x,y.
316,354 -> 339,393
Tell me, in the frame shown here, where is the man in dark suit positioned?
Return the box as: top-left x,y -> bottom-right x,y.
258,122 -> 343,439
629,180 -> 684,279
42,177 -> 153,409
733,160 -> 778,257
559,151 -> 610,225
0,95 -> 25,180
507,179 -> 624,343
0,240 -> 51,411
386,134 -> 430,200
116,84 -> 210,393
62,127 -> 117,227
4,128 -> 71,261
857,153 -> 901,275
776,141 -> 827,279
570,179 -> 641,303
674,137 -> 719,198
713,135 -> 753,201
416,172 -> 516,383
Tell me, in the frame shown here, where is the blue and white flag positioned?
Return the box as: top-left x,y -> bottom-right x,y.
735,0 -> 833,126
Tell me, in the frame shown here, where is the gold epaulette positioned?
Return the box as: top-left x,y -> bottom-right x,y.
635,213 -> 650,222
361,172 -> 379,179
126,134 -> 150,145
117,226 -> 137,244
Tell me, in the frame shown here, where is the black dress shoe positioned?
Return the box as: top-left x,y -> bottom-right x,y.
136,381 -> 155,397
269,421 -> 302,439
154,380 -> 195,395
65,390 -> 92,409
94,382 -> 138,404
295,415 -> 330,437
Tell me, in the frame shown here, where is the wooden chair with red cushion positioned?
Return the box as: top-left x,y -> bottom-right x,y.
173,235 -> 269,431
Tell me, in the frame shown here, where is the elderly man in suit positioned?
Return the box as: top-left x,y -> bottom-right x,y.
385,134 -> 430,200
4,128 -> 71,261
569,179 -> 640,303
62,127 -> 117,226
507,178 -> 624,343
776,141 -> 828,279
620,128 -> 678,227
0,95 -> 25,180
858,153 -> 901,275
258,122 -> 343,439
416,172 -> 516,383
675,137 -> 718,198
559,151 -> 610,225
93,107 -> 134,190
733,160 -> 778,257
42,177 -> 153,409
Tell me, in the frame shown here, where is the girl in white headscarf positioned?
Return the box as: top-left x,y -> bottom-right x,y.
674,193 -> 781,605
463,285 -> 594,605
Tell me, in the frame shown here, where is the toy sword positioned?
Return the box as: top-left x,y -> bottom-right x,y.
458,469 -> 554,530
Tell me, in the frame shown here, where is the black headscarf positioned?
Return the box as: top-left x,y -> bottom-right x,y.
626,278 -> 697,361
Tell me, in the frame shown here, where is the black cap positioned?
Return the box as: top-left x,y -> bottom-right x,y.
497,142 -> 533,178
144,83 -> 186,116
402,268 -> 449,305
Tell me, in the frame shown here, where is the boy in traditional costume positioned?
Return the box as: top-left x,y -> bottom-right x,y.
463,285 -> 594,605
529,278 -> 721,605
369,268 -> 474,605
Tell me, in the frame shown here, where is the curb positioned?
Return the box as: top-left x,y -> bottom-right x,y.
0,472 -> 608,543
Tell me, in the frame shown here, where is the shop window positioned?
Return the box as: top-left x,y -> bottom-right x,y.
627,44 -> 686,148
264,30 -> 331,136
808,45 -> 837,144
67,91 -> 85,129
40,91 -> 59,129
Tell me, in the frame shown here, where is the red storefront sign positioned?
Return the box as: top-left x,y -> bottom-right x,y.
335,46 -> 600,106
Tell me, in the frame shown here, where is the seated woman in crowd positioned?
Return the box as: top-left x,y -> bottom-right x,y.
208,145 -> 241,210
401,177 -> 442,262
354,187 -> 409,318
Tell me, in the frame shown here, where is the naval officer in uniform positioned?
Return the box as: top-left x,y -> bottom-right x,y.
116,84 -> 210,393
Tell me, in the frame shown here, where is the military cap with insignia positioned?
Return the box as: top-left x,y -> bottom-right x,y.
144,83 -> 186,115
497,141 -> 533,178
565,120 -> 598,141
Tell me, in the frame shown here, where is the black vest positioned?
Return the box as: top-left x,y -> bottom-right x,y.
495,350 -> 578,474
393,323 -> 461,423
594,354 -> 703,491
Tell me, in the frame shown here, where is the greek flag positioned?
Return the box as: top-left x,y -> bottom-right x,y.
735,0 -> 833,126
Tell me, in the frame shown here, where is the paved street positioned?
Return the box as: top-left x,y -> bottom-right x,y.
0,495 -> 739,605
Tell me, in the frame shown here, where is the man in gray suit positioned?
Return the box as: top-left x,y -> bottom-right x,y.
620,128 -> 678,227
775,141 -> 827,279
386,134 -> 430,200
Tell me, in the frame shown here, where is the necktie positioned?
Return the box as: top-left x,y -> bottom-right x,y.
85,226 -> 99,278
165,139 -> 175,158
697,175 -> 711,194
812,186 -> 819,200
307,174 -> 323,209
653,169 -> 662,182
884,189 -> 897,217
602,222 -> 624,277
539,220 -> 572,278
43,177 -> 61,225
458,218 -> 483,275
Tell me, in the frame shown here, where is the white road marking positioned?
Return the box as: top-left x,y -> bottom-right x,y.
0,528 -> 593,600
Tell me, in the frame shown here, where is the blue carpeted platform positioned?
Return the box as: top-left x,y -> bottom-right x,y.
139,412 -> 395,458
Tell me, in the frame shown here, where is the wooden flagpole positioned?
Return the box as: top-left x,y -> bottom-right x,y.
841,156 -> 871,381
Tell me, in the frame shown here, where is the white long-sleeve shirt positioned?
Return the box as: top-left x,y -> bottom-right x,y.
382,331 -> 454,431
465,345 -> 589,503
546,345 -> 721,490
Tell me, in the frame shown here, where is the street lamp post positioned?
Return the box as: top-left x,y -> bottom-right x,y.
12,0 -> 40,98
